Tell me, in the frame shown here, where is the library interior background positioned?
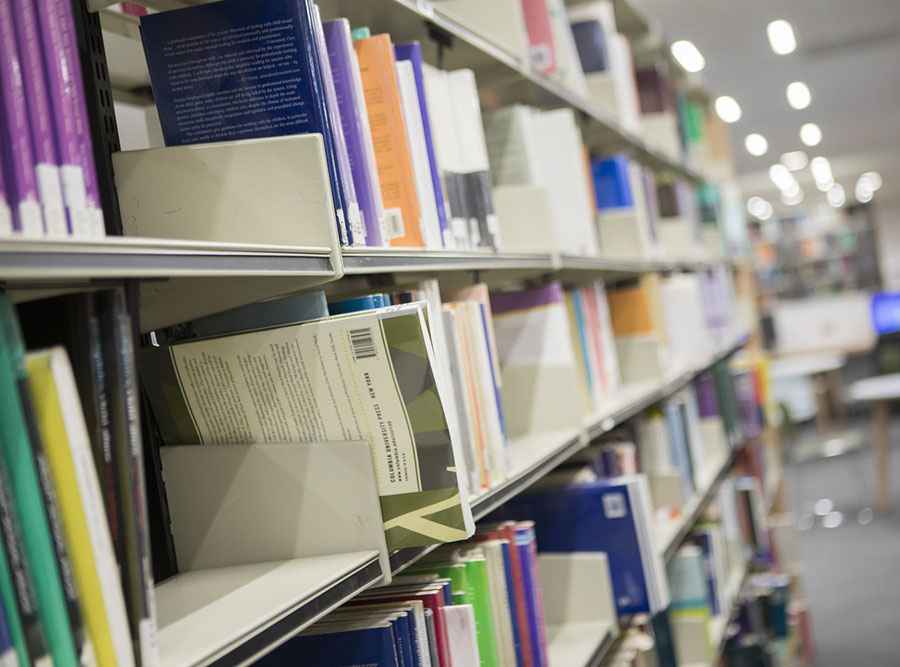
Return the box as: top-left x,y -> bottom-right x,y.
1,0 -> 898,666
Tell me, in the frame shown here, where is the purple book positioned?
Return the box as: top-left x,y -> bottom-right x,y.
36,0 -> 105,237
0,143 -> 11,236
312,6 -> 364,246
0,2 -> 44,236
13,0 -> 68,237
394,42 -> 449,247
323,19 -> 385,247
694,372 -> 720,419
490,281 -> 565,315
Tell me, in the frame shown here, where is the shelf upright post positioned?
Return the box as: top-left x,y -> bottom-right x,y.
69,0 -> 124,236
426,22 -> 454,70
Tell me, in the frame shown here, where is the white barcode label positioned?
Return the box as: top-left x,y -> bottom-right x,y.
602,492 -> 627,519
0,202 -> 12,236
18,199 -> 45,237
384,207 -> 405,239
348,201 -> 365,245
336,208 -> 348,245
349,327 -> 377,361
529,44 -> 552,70
468,218 -> 481,245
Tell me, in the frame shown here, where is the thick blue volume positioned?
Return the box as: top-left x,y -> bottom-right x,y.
256,624 -> 399,667
591,155 -> 634,210
327,294 -> 389,315
138,0 -> 353,244
505,480 -> 653,615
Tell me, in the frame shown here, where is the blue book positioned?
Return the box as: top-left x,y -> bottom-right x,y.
139,0 -> 354,245
515,522 -> 547,667
591,155 -> 634,210
258,623 -> 399,666
327,294 -> 390,315
499,540 -> 525,667
695,530 -> 721,616
664,401 -> 695,499
504,478 -> 663,616
571,291 -> 596,402
479,303 -> 509,449
388,613 -> 414,667
394,42 -> 449,247
570,20 -> 609,73
666,546 -> 710,614
160,291 -> 329,342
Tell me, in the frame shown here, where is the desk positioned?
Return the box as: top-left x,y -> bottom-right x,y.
848,373 -> 900,514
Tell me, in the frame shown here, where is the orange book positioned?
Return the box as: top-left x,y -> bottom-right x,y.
354,34 -> 423,247
607,285 -> 657,336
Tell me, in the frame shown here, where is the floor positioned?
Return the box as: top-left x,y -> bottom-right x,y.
783,412 -> 900,667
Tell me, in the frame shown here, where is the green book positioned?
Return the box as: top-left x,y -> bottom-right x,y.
0,295 -> 79,667
140,301 -> 473,550
411,556 -> 500,667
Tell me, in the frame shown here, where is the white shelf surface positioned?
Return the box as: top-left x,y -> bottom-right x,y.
156,551 -> 383,667
546,620 -> 617,667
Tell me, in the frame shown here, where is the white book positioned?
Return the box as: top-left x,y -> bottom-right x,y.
636,412 -> 674,473
482,105 -> 541,186
545,0 -> 588,96
529,109 -> 599,255
28,349 -> 135,667
421,64 -> 469,248
444,604 -> 481,667
395,61 -> 444,249
608,34 -> 643,134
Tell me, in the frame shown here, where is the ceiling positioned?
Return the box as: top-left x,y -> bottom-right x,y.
638,0 -> 900,213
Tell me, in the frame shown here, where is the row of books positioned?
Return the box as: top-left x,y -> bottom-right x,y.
0,291 -> 156,667
0,0 -> 106,238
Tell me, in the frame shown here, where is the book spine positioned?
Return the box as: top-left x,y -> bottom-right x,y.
0,2 -> 45,237
500,525 -> 533,667
0,296 -> 79,667
0,148 -> 11,237
100,292 -> 159,667
323,20 -> 385,246
12,0 -> 68,237
311,6 -> 364,246
0,449 -> 50,667
33,0 -> 94,237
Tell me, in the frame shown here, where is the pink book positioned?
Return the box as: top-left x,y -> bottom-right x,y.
521,0 -> 557,74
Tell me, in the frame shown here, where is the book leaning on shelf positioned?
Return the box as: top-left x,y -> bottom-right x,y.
141,300 -> 476,550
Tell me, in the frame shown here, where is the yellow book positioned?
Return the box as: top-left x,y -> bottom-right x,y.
26,349 -> 134,667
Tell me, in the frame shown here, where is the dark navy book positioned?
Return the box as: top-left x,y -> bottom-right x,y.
139,0 -> 354,244
570,20 -> 609,73
257,623 -> 399,666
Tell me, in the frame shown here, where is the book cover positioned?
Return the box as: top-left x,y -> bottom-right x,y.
336,601 -> 429,667
35,0 -> 105,236
498,540 -> 524,667
95,291 -> 158,667
564,289 -> 595,414
328,293 -> 391,315
694,528 -> 722,617
354,33 -> 423,247
11,0 -> 66,236
0,295 -> 78,666
608,285 -> 657,336
666,546 -> 710,614
259,622 -> 399,667
25,349 -> 134,667
323,18 -> 386,246
479,541 -> 518,667
159,291 -> 329,343
394,60 -> 443,249
311,5 -> 364,246
578,285 -> 608,402
394,43 -> 450,248
515,522 -> 548,667
520,0 -> 556,73
570,19 -> 609,73
663,400 -> 696,499
444,605 -> 480,667
141,303 -> 471,549
591,155 -> 634,210
139,0 -> 352,245
0,3 -> 44,236
0,442 -> 50,667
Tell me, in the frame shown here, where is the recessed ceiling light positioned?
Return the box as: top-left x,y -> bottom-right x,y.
781,188 -> 804,206
810,156 -> 833,188
744,133 -> 768,156
769,164 -> 793,189
800,122 -> 822,146
767,20 -> 797,55
715,96 -> 742,123
781,179 -> 801,197
671,40 -> 706,73
856,178 -> 874,203
781,151 -> 809,171
787,81 -> 811,109
747,197 -> 774,220
826,184 -> 846,208
860,171 -> 883,191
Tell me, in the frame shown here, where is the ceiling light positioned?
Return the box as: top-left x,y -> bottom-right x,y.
827,184 -> 846,208
715,96 -> 742,123
815,178 -> 834,192
781,188 -> 804,206
744,133 -> 768,156
810,156 -> 832,185
800,122 -> 822,146
781,151 -> 808,171
747,196 -> 773,220
769,163 -> 793,189
787,81 -> 811,109
856,179 -> 874,203
860,171 -> 883,191
767,20 -> 797,55
781,179 -> 801,197
671,40 -> 706,73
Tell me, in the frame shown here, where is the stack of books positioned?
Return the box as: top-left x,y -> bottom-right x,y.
0,290 -> 156,667
0,0 -> 106,238
136,0 -> 499,251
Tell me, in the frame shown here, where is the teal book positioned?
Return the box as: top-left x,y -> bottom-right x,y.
0,295 -> 80,667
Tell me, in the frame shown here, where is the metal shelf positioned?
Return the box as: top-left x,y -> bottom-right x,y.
341,248 -> 556,274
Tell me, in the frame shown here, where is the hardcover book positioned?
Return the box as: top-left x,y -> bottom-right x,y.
141,302 -> 473,549
139,0 -> 354,244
